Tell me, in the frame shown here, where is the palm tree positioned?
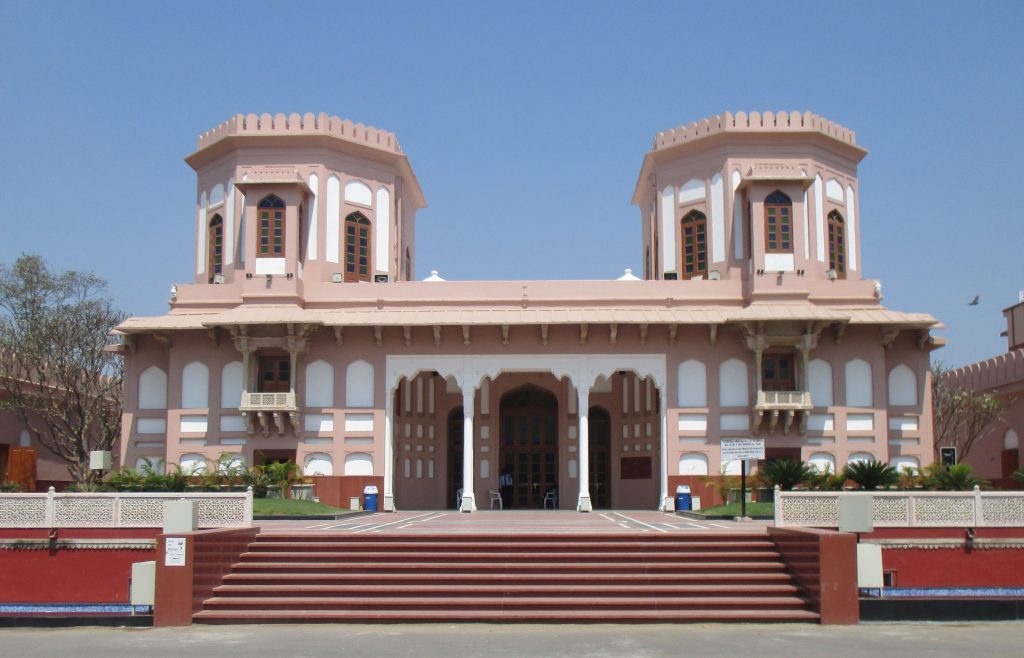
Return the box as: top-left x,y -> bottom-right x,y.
757,459 -> 817,491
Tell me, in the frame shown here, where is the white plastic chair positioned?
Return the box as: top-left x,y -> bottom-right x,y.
489,490 -> 503,510
543,490 -> 558,509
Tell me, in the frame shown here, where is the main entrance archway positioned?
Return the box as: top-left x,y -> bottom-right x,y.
499,385 -> 558,508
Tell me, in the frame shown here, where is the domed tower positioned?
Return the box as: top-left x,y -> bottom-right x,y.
185,113 -> 426,291
633,111 -> 869,300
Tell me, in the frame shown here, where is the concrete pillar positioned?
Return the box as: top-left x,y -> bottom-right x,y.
576,383 -> 592,512
461,386 -> 477,512
383,383 -> 396,511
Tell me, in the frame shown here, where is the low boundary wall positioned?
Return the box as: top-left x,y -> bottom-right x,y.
768,526 -> 858,624
775,490 -> 1024,528
0,490 -> 253,529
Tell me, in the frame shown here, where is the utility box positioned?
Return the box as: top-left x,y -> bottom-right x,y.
89,450 -> 112,471
839,495 -> 874,534
857,543 -> 884,588
130,561 -> 156,606
163,500 -> 198,533
350,496 -> 361,511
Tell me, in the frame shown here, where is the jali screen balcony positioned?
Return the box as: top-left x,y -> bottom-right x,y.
240,391 -> 300,437
754,390 -> 813,434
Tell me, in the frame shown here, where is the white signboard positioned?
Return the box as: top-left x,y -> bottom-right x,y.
165,537 -> 187,567
720,438 -> 765,461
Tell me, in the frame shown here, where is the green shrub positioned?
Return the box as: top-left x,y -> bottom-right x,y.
757,459 -> 817,491
0,480 -> 22,493
924,463 -> 988,491
807,465 -> 846,490
843,460 -> 899,490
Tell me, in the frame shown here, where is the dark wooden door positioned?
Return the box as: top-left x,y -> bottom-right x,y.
500,386 -> 558,509
588,406 -> 611,508
448,407 -> 464,508
762,354 -> 795,391
258,355 -> 290,393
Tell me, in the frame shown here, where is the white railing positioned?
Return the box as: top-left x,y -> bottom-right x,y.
239,391 -> 298,411
0,489 -> 253,529
775,489 -> 1024,528
755,390 -> 813,410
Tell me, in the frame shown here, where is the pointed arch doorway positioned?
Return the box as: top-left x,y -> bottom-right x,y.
499,385 -> 558,509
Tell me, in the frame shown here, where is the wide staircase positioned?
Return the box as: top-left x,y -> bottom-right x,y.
193,531 -> 819,623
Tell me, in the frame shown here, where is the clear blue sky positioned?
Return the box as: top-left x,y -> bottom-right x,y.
1,1 -> 1021,368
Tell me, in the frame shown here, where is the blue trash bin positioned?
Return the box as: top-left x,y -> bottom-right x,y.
675,485 -> 692,511
363,485 -> 379,512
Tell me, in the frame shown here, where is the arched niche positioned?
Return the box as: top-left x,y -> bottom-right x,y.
139,366 -> 168,410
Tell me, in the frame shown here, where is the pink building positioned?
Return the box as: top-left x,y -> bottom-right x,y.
112,111 -> 941,511
942,298 -> 1024,485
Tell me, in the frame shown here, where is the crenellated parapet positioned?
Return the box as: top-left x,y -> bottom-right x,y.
652,111 -> 857,151
945,348 -> 1024,393
196,112 -> 402,154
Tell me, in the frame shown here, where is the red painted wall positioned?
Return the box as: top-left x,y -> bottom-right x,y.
312,475 -> 384,510
863,528 -> 1024,588
0,529 -> 159,604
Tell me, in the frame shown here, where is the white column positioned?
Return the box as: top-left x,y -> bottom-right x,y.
576,383 -> 592,512
383,384 -> 396,511
658,382 -> 669,511
461,386 -> 477,512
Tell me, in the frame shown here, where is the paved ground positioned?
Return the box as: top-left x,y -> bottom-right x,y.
258,510 -> 771,535
1,622 -> 1022,657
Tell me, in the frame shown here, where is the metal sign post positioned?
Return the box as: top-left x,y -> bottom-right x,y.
720,439 -> 766,517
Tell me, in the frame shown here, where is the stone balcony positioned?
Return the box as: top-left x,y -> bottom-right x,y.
240,391 -> 300,437
754,390 -> 813,434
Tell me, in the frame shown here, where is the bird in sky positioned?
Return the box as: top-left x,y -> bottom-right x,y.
968,295 -> 980,306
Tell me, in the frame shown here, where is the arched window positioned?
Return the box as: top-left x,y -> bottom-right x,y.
827,210 -> 846,278
257,195 -> 285,257
680,210 -> 708,279
764,190 -> 792,253
344,211 -> 372,282
207,214 -> 223,281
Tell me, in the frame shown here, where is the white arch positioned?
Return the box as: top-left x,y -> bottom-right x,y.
847,452 -> 875,466
808,359 -> 833,407
1005,429 -> 1020,450
305,360 -> 335,408
221,361 -> 243,409
678,453 -> 709,476
138,366 -> 167,410
376,187 -> 390,275
721,459 -> 742,475
326,175 -> 341,263
890,455 -> 920,472
178,454 -> 208,475
181,361 -> 209,409
344,453 -> 373,476
346,360 -> 374,407
677,359 -> 707,407
888,365 -> 917,406
845,359 -> 872,407
719,359 -> 749,406
304,453 -> 334,476
344,180 -> 372,206
808,452 -> 836,473
135,456 -> 165,474
678,178 -> 706,204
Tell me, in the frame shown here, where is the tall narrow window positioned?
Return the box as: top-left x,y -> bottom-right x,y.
344,211 -> 372,282
257,195 -> 285,257
764,190 -> 792,252
680,210 -> 708,279
827,210 -> 846,278
207,214 -> 223,282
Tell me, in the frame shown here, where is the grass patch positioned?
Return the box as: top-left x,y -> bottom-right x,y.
253,498 -> 351,516
695,501 -> 775,517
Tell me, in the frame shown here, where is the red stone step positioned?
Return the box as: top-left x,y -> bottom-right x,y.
194,607 -> 820,623
237,550 -> 781,563
221,571 -> 795,586
201,595 -> 812,611
195,531 -> 817,624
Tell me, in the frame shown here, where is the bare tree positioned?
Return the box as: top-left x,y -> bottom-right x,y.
931,361 -> 1006,462
0,255 -> 125,483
